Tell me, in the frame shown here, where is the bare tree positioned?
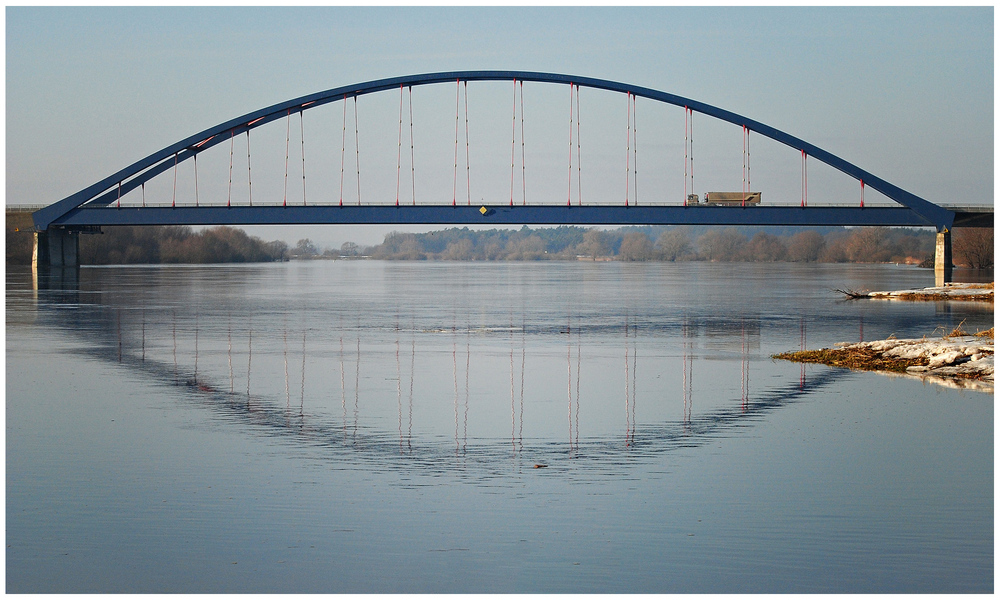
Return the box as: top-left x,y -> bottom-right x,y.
787,231 -> 825,262
655,228 -> 692,261
845,227 -> 891,263
745,232 -> 788,262
443,238 -> 474,260
505,235 -> 546,260
618,232 -> 654,261
577,229 -> 610,260
697,228 -> 747,261
293,238 -> 318,258
953,228 -> 994,269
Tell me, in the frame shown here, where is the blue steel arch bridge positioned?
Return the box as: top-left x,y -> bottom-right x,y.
29,70 -> 991,280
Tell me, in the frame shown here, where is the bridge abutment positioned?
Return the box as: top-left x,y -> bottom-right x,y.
33,229 -> 79,269
934,230 -> 952,287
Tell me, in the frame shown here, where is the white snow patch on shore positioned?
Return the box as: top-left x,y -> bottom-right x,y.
833,335 -> 993,389
864,282 -> 993,300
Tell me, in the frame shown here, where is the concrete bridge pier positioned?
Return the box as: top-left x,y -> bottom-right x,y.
934,229 -> 952,287
32,229 -> 79,269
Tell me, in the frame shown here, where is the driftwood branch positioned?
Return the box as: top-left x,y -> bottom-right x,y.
834,288 -> 869,299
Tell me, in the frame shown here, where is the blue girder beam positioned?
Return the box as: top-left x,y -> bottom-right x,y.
33,70 -> 959,232
50,205 -> 933,228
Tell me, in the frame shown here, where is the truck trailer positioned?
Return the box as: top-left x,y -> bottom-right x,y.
703,192 -> 762,205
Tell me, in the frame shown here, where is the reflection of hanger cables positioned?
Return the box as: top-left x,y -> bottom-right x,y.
300,330 -> 306,413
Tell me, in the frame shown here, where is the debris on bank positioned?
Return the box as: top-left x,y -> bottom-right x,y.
774,328 -> 994,391
836,282 -> 993,302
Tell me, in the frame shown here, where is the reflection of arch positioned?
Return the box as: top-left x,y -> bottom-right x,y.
33,70 -> 953,231
30,280 -> 849,479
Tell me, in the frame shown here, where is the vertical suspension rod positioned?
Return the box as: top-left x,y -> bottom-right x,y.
172,152 -> 178,208
396,84 -> 403,207
227,130 -> 234,207
339,94 -> 346,206
354,95 -> 361,206
801,150 -> 807,207
690,109 -> 694,203
576,84 -> 582,206
520,80 -> 526,206
194,154 -> 199,207
684,106 -> 688,205
742,125 -> 747,207
464,82 -> 471,206
510,79 -> 517,207
246,131 -> 253,206
283,109 -> 291,207
625,92 -> 631,207
300,110 -> 307,206
409,86 -> 416,206
632,93 -> 637,206
567,83 -> 574,207
453,79 -> 459,207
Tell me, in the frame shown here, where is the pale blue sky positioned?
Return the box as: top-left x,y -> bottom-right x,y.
6,7 -> 993,246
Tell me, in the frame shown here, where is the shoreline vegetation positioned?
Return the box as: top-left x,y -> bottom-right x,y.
774,325 -> 995,391
5,222 -> 994,268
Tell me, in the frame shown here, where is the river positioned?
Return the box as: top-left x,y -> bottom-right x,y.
6,261 -> 993,592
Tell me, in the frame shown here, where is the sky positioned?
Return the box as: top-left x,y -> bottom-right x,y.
6,7 -> 994,248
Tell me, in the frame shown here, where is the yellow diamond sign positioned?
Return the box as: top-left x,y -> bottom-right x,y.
480,206 -> 488,215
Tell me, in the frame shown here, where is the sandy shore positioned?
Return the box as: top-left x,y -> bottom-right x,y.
774,332 -> 994,392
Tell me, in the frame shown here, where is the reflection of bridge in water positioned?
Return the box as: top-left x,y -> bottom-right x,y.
26,267 -> 855,479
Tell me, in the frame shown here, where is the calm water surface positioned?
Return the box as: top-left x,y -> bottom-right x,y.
6,261 -> 993,593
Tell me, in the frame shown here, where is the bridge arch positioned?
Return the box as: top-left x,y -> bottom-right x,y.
33,70 -> 954,231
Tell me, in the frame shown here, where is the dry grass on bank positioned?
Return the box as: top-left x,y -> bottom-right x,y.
773,324 -> 994,381
772,346 -> 928,373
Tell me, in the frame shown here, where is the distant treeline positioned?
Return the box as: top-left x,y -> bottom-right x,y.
355,225 -> 993,268
6,225 -> 288,265
6,221 -> 992,269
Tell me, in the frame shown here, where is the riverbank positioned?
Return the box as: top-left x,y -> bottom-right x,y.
838,282 -> 993,302
774,328 -> 994,391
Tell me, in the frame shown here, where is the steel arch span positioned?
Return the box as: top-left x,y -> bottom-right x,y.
33,70 -> 962,232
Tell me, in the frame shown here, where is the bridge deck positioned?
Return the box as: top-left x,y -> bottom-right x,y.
43,204 -> 952,228
45,203 -> 995,229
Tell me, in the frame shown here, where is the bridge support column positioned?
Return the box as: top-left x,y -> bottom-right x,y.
934,229 -> 952,287
32,229 -> 79,269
